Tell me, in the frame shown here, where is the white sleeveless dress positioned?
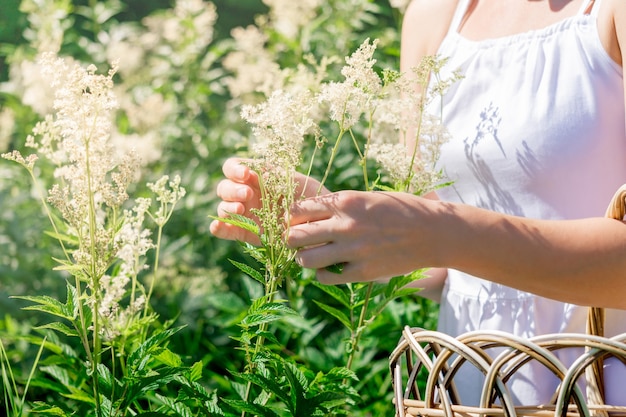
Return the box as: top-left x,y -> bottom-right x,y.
429,0 -> 626,405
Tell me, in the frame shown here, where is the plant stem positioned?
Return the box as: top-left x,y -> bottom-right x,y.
345,282 -> 373,372
318,128 -> 347,194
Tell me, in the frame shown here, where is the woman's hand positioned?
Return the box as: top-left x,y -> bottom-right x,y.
210,158 -> 263,245
210,157 -> 330,245
286,190 -> 440,285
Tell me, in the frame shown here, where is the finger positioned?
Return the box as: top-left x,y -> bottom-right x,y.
216,179 -> 252,201
210,219 -> 261,245
295,241 -> 344,270
210,219 -> 244,240
289,196 -> 335,225
223,158 -> 260,187
217,201 -> 246,217
287,218 -> 337,249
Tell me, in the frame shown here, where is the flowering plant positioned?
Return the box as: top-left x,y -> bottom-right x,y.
1,53 -> 210,416
216,38 -> 460,416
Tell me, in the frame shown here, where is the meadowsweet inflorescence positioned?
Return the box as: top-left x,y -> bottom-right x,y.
2,52 -> 185,341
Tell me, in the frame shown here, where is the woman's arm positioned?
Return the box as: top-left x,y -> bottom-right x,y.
287,190 -> 626,309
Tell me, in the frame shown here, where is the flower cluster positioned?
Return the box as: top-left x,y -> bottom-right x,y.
262,0 -> 323,38
2,53 -> 185,341
243,38 -> 458,196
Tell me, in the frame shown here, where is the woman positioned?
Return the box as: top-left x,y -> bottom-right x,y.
211,0 -> 626,404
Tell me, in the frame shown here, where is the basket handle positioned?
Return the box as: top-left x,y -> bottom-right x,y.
586,184 -> 626,407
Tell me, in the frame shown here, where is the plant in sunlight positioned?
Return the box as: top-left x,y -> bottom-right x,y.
215,38 -> 461,416
1,53 -> 216,416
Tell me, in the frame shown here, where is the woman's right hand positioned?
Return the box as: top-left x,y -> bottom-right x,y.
210,158 -> 263,245
210,157 -> 329,245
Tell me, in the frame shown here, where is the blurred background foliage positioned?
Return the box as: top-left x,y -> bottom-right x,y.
0,0 -> 438,414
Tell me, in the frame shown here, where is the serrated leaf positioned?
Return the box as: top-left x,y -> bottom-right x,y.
35,322 -> 79,337
209,213 -> 260,235
12,295 -> 73,321
51,258 -> 86,274
154,348 -> 182,367
310,281 -> 350,307
188,361 -> 204,382
96,363 -> 114,394
388,287 -> 421,299
43,230 -> 79,246
240,313 -> 282,328
325,366 -> 358,382
127,326 -> 184,371
221,398 -> 281,417
253,302 -> 298,316
29,402 -> 69,416
230,259 -> 265,284
62,389 -> 96,404
231,370 -> 290,405
312,300 -> 351,330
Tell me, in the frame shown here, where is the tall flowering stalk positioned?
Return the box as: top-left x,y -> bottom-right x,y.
2,53 -> 189,416
217,39 -> 460,415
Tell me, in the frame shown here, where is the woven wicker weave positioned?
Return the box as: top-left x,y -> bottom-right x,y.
390,185 -> 626,417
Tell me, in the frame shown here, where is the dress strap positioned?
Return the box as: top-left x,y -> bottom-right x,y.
446,0 -> 472,35
579,0 -> 602,17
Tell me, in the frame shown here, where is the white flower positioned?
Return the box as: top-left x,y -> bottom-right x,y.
262,0 -> 323,38
317,39 -> 382,130
242,89 -> 318,170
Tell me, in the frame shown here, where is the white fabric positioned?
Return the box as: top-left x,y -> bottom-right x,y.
427,0 -> 626,406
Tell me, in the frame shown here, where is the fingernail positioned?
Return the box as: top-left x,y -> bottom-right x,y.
235,165 -> 247,180
236,187 -> 248,200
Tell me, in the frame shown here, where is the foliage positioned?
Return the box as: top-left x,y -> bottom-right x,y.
0,0 -> 440,416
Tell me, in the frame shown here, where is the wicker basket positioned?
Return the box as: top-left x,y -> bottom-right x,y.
389,185 -> 626,417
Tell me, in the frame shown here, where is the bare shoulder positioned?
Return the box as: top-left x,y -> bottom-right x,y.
401,0 -> 459,71
599,0 -> 626,66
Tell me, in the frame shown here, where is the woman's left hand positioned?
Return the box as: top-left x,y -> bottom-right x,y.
287,190 -> 439,284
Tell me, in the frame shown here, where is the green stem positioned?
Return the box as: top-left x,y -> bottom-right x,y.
318,128 -> 347,194
24,168 -> 96,369
84,141 -> 102,416
241,270 -> 280,417
143,223 -> 163,319
345,282 -> 373,372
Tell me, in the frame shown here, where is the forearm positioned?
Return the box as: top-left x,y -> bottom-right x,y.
407,267 -> 447,303
430,201 -> 626,308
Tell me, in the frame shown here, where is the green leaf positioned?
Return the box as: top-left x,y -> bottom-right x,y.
127,326 -> 185,371
311,281 -> 350,307
253,302 -> 298,316
209,213 -> 259,235
43,230 -> 79,246
387,287 -> 421,299
12,295 -> 73,321
51,258 -> 86,274
312,300 -> 352,330
231,370 -> 290,405
188,361 -> 204,382
29,402 -> 69,416
96,363 -> 115,397
62,389 -> 96,404
35,322 -> 78,337
324,263 -> 344,274
283,363 -> 308,415
240,313 -> 283,328
154,348 -> 182,368
222,398 -> 281,417
230,259 -> 264,284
